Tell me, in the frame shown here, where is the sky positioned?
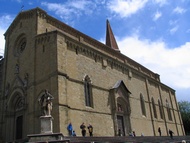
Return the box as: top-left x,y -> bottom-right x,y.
0,0 -> 190,102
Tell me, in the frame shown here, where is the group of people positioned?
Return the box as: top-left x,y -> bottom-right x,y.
67,122 -> 93,137
80,122 -> 93,137
158,127 -> 174,139
67,123 -> 179,140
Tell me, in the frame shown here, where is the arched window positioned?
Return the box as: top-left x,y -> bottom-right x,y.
158,100 -> 164,119
140,94 -> 146,116
151,97 -> 157,118
166,100 -> 172,121
84,75 -> 93,107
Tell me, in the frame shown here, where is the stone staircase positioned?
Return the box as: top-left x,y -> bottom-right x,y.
5,136 -> 190,143
64,136 -> 190,143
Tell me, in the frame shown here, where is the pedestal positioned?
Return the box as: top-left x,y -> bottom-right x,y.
40,115 -> 53,134
27,133 -> 69,142
27,115 -> 69,142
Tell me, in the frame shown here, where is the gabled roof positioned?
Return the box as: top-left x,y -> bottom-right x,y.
106,20 -> 120,52
111,80 -> 131,94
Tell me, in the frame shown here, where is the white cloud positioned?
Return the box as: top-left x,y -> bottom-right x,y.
0,14 -> 14,56
153,11 -> 162,21
169,20 -> 178,26
0,15 -> 13,29
28,2 -> 33,5
170,26 -> 178,35
0,28 -> 5,56
107,0 -> 148,18
173,7 -> 186,14
117,35 -> 190,90
153,0 -> 168,6
41,1 -> 96,22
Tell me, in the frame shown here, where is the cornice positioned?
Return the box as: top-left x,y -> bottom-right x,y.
65,37 -> 175,91
35,32 -> 52,45
66,38 -> 153,80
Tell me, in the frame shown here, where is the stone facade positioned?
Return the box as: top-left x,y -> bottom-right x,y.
0,7 -> 184,142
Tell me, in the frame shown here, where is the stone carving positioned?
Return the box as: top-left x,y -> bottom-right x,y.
23,73 -> 29,88
5,83 -> 10,97
15,64 -> 19,74
38,89 -> 54,116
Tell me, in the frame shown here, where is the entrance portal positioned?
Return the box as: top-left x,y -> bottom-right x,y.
117,115 -> 125,136
16,115 -> 23,140
110,80 -> 131,136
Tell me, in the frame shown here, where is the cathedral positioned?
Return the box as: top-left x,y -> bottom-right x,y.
0,7 -> 184,142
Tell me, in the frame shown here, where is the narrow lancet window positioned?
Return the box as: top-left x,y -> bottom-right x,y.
140,94 -> 146,116
84,75 -> 93,107
158,100 -> 164,119
152,97 -> 157,118
166,100 -> 172,121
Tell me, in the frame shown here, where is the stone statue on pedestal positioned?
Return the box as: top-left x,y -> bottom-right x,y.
28,89 -> 67,142
38,89 -> 54,116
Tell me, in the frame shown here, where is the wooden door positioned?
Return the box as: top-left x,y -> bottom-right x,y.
117,115 -> 125,136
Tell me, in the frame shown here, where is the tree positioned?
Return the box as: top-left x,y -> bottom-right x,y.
178,101 -> 190,135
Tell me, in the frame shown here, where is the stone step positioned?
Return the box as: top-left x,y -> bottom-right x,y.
64,136 -> 190,143
8,136 -> 190,143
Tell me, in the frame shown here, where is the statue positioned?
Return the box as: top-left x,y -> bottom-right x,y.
38,89 -> 54,116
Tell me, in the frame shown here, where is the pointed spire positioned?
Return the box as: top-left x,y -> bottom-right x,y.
106,20 -> 120,52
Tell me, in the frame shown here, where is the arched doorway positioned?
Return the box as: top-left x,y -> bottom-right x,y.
6,89 -> 26,141
110,80 -> 131,136
116,97 -> 131,136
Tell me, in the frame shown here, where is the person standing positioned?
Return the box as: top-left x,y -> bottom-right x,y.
80,123 -> 86,137
118,129 -> 122,136
88,124 -> 93,136
72,130 -> 77,136
169,129 -> 174,139
67,123 -> 73,136
132,131 -> 136,137
158,127 -> 161,136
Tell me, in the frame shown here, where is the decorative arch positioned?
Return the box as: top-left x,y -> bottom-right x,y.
7,87 -> 25,110
7,88 -> 26,140
140,93 -> 146,116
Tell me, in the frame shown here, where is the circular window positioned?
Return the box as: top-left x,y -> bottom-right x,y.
14,34 -> 27,56
18,38 -> 26,53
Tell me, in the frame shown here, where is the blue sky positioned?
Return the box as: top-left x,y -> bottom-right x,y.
0,0 -> 190,102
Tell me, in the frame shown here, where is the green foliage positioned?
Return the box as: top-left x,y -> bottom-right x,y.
178,101 -> 190,135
